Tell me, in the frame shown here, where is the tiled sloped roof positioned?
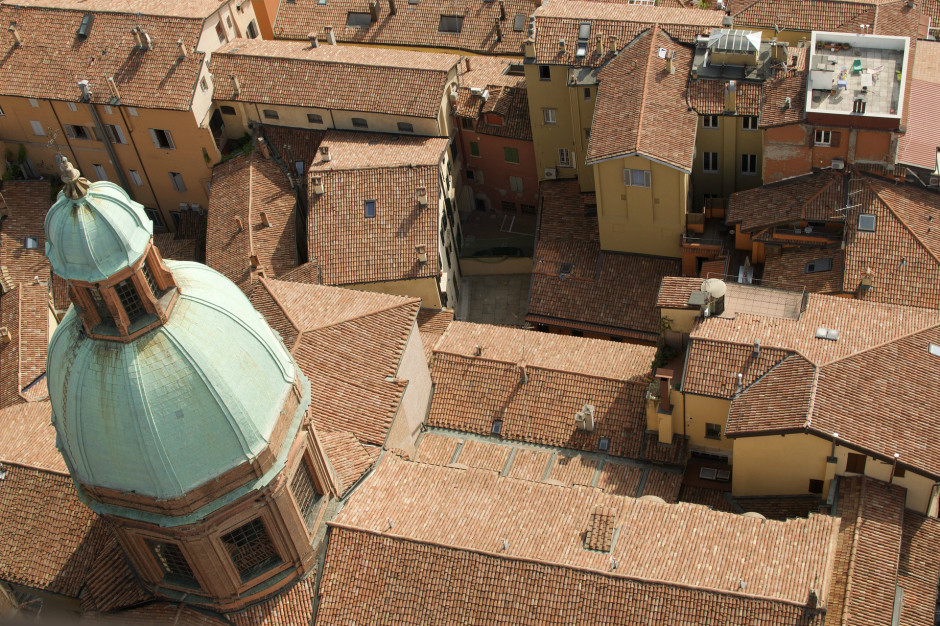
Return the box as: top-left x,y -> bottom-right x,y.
226,576 -> 317,626
83,603 -> 230,625
682,340 -> 791,398
726,354 -> 816,434
0,6 -> 203,110
732,0 -> 877,33
435,321 -> 655,380
762,246 -> 845,294
0,181 -> 50,289
586,28 -> 698,170
0,400 -> 64,473
528,181 -> 680,340
457,85 -> 532,141
251,279 -> 420,447
844,179 -> 940,309
319,454 -> 838,621
0,464 -> 109,596
657,276 -> 705,309
206,152 -> 298,291
898,511 -> 940,625
209,39 -> 456,118
416,308 -> 453,362
531,2 -> 724,67
825,476 -> 907,625
273,0 -> 535,56
759,71 -> 808,128
6,0 -> 241,19
260,125 -> 326,173
727,170 -> 845,232
688,79 -> 762,116
896,75 -> 940,170
152,234 -> 198,262
317,430 -> 379,495
80,535 -> 152,614
0,284 -> 49,409
308,132 -> 446,287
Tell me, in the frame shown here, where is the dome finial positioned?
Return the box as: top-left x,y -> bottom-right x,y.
56,153 -> 90,200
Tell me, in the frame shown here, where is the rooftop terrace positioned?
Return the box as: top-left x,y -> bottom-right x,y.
806,31 -> 908,121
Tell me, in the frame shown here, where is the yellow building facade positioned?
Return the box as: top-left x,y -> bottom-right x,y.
691,114 -> 764,210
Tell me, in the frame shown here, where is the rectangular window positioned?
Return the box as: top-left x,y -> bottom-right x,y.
169,172 -> 186,192
364,199 -> 376,218
129,170 -> 143,186
105,124 -> 127,144
438,15 -> 464,33
558,148 -> 572,168
703,115 -> 719,128
509,176 -> 523,193
290,459 -> 321,531
0,105 -> 4,116
703,151 -> 718,172
624,168 -> 651,187
584,128 -> 591,140
466,169 -> 475,180
397,121 -> 414,132
262,109 -> 279,120
28,98 -> 39,108
461,117 -> 474,130
115,278 -> 146,323
584,87 -> 591,101
149,128 -> 175,150
501,201 -> 516,211
351,117 -> 368,128
145,208 -> 164,231
504,147 -> 520,163
65,124 -> 93,140
742,116 -> 759,130
814,130 -> 831,146
469,141 -> 480,157
92,164 -> 108,181
741,154 -> 757,174
30,120 -> 45,136
893,465 -> 906,478
512,14 -> 525,31
103,105 -> 112,115
542,108 -> 557,124
805,258 -> 833,273
220,105 -> 236,115
307,113 -> 323,124
247,20 -> 259,38
705,423 -> 722,439
846,453 -> 866,474
215,21 -> 226,43
539,65 -> 551,81
346,11 -> 371,27
146,541 -> 200,589
221,519 -> 282,583
200,77 -> 209,92
67,101 -> 78,112
294,161 -> 305,176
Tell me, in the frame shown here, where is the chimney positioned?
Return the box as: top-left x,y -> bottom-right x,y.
325,25 -> 337,45
107,77 -> 122,101
724,80 -> 737,114
235,216 -> 244,231
308,31 -> 319,47
415,244 -> 428,264
131,27 -> 142,48
524,37 -> 535,59
369,0 -> 378,22
576,404 -> 595,431
416,186 -> 429,205
735,372 -> 743,394
139,29 -> 152,50
807,589 -> 819,611
495,17 -> 502,43
312,175 -> 325,194
656,368 -> 673,413
595,36 -> 604,56
319,145 -> 331,162
473,345 -> 482,356
257,137 -> 271,159
559,39 -> 566,54
752,338 -> 760,358
77,80 -> 92,102
783,96 -> 791,109
665,50 -> 675,75
230,74 -> 241,98
177,38 -> 188,59
250,254 -> 260,267
260,210 -> 271,227
8,23 -> 22,46
0,327 -> 10,344
464,57 -> 472,72
499,0 -> 506,20
389,0 -> 397,15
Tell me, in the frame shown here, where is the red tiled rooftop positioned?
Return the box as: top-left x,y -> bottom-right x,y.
0,400 -> 63,473
0,180 -> 51,289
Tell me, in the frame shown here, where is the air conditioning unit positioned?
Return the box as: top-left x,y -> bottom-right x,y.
544,167 -> 557,179
831,158 -> 845,170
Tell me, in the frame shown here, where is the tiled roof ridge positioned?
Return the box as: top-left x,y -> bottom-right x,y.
255,278 -> 303,350
308,296 -> 421,335
4,3 -> 205,22
800,176 -> 843,221
247,154 -> 256,265
216,47 -> 451,73
316,162 -> 440,174
868,179 -> 940,266
432,350 -> 647,384
802,363 -> 821,430
0,456 -> 69,477
814,314 -> 940,369
633,26 -> 659,153
328,518 -> 829,609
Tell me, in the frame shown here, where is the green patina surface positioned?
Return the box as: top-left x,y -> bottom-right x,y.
44,180 -> 153,283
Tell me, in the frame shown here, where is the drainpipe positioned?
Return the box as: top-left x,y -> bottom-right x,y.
86,102 -> 133,194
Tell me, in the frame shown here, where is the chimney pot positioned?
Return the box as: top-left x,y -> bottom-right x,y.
177,38 -> 188,58
666,51 -> 675,75
257,137 -> 271,159
465,57 -> 471,72
8,24 -> 22,46
415,244 -> 428,263
725,80 -> 737,114
260,210 -> 271,227
416,186 -> 429,205
319,145 -> 331,162
369,0 -> 378,22
325,25 -> 337,45
559,39 -> 566,54
473,344 -> 482,356
312,175 -> 325,194
595,36 -> 604,56
230,74 -> 241,98
308,32 -> 319,47
250,254 -> 260,267
235,216 -> 244,231
0,327 -> 10,344
495,18 -> 503,42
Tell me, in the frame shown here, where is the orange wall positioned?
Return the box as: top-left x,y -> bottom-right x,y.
458,129 -> 537,213
855,130 -> 892,162
763,124 -> 812,183
250,0 -> 276,39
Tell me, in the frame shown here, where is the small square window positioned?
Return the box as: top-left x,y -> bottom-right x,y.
220,105 -> 236,115
438,15 -> 464,33
215,21 -> 227,43
263,109 -> 279,120
397,121 -> 414,133
307,113 -> 323,124
624,168 -> 650,187
509,176 -> 523,193
501,201 -> 515,211
30,120 -> 45,136
814,130 -> 831,146
92,164 -> 108,181
558,148 -> 572,168
857,214 -> 876,232
846,453 -> 866,473
805,258 -> 833,273
703,115 -> 719,128
742,116 -> 759,130
128,107 -> 139,116
491,419 -> 502,435
169,171 -> 186,192
808,479 -> 824,494
504,147 -> 520,163
351,117 -> 368,128
67,101 -> 78,112
28,98 -> 39,108
539,65 -> 551,81
705,423 -> 722,439
559,262 -> 573,276
893,464 -> 906,478
294,161 -> 305,176
542,108 -> 556,124
598,437 -> 610,452
24,237 -> 39,249
364,199 -> 376,218
584,87 -> 591,101
466,169 -> 475,180
149,128 -> 175,150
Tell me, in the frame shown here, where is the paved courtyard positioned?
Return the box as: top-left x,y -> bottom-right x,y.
458,274 -> 531,327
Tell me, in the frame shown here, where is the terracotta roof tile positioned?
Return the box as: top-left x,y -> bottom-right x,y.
688,79 -> 762,116
0,465 -> 108,596
587,28 -> 698,170
677,484 -> 737,512
657,275 -> 706,309
759,71 -> 808,128
504,447 -> 552,480
762,246 -> 845,294
734,495 -> 822,520
152,234 -> 198,263
548,453 -> 598,486
415,307 -> 453,362
318,429 -> 379,494
898,510 -> 940,626
6,0 -> 245,19
321,454 -> 840,619
307,132 -> 447,287
226,576 -> 317,626
529,181 -> 681,340
83,603 -> 230,625
455,439 -> 512,472
457,84 -> 532,141
531,2 -> 724,67
732,0 -> 878,33
273,0 -> 536,55
206,152 -> 298,291
0,6 -> 204,110
209,39 -> 457,118
682,340 -> 790,398
0,284 -> 49,409
80,535 -> 152,614
594,461 -> 644,496
727,170 -> 845,232
0,180 -> 51,289
0,400 -> 63,473
639,468 -> 683,502
259,125 -> 326,174
583,505 -> 616,551
726,354 -> 816,434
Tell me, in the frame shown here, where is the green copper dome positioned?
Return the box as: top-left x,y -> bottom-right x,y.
48,261 -> 301,503
44,159 -> 152,283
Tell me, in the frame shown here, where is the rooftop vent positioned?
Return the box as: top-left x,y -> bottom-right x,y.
312,176 -> 325,195
319,145 -> 331,162
929,343 -> 940,357
815,327 -> 840,341
415,244 -> 428,264
858,213 -> 876,232
8,23 -> 22,46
